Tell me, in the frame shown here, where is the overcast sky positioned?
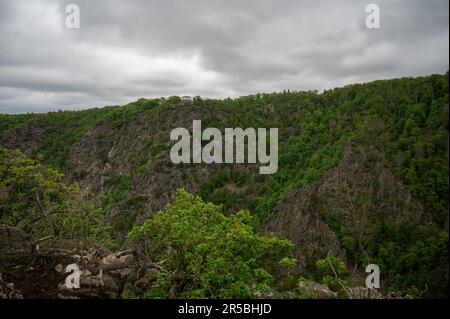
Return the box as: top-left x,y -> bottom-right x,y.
0,0 -> 448,113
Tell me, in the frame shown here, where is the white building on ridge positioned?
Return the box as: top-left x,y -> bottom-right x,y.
181,96 -> 193,104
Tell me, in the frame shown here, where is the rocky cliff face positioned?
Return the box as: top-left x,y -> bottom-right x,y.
2,73 -> 448,298
0,99 -> 442,293
261,187 -> 346,271
317,142 -> 428,226
262,141 -> 428,272
63,105 -> 227,229
66,119 -> 115,193
1,107 -> 430,265
1,121 -> 45,156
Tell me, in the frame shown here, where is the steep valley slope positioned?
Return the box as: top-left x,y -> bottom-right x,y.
1,73 -> 448,298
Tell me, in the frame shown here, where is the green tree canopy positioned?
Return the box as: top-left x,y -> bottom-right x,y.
128,189 -> 295,298
0,147 -> 112,245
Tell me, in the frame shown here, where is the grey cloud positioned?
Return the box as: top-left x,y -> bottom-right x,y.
0,0 -> 448,113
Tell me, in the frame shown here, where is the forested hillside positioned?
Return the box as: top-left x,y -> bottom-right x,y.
0,73 -> 448,298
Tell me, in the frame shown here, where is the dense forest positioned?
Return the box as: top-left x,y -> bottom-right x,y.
0,73 -> 448,298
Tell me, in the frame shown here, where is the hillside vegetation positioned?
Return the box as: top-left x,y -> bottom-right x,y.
0,73 -> 448,298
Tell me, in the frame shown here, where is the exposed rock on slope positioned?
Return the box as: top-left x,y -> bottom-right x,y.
66,120 -> 115,193
0,232 -> 162,299
261,187 -> 346,271
297,279 -> 338,299
64,104 -> 243,228
261,142 -> 428,271
317,142 -> 428,228
0,122 -> 45,156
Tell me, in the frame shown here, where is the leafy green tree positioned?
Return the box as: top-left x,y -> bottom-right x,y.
128,189 -> 295,298
0,147 -> 113,246
316,256 -> 349,292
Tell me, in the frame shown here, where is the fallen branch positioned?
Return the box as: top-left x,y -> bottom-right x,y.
31,235 -> 55,253
101,259 -> 135,272
116,248 -> 135,257
35,193 -> 47,215
32,235 -> 55,246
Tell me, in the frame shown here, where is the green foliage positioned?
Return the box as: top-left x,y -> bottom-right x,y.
279,257 -> 297,268
98,149 -> 109,164
319,211 -> 357,261
127,189 -> 295,298
368,221 -> 449,298
167,96 -> 182,105
113,196 -> 147,232
0,113 -> 35,140
0,73 -> 448,298
104,175 -> 133,202
135,159 -> 155,176
316,256 -> 349,291
0,147 -> 114,246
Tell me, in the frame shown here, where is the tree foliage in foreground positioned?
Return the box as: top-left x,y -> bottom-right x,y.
128,189 -> 295,298
0,147 -> 113,246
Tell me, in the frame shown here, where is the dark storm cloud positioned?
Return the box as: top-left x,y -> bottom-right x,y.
0,0 -> 448,113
